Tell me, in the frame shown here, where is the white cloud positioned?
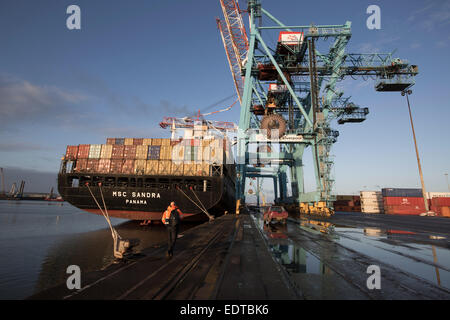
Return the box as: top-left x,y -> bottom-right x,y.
0,74 -> 87,127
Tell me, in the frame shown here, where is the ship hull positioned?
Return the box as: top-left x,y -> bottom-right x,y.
58,173 -> 235,221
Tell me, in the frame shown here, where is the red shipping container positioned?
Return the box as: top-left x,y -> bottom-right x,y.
86,159 -> 99,172
75,159 -> 88,172
431,197 -> 450,207
77,144 -> 90,159
385,206 -> 424,215
133,138 -> 144,145
110,159 -> 123,173
122,160 -> 135,174
384,196 -> 427,215
65,146 -> 78,160
106,138 -> 115,145
111,145 -> 124,159
98,159 -> 111,173
123,145 -> 137,159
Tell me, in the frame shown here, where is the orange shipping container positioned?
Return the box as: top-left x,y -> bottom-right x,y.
152,138 -> 162,146
75,159 -> 88,172
110,159 -> 124,173
124,138 -> 134,145
77,145 -> 90,159
98,159 -> 111,173
135,145 -> 148,160
145,160 -> 159,175
158,160 -> 172,175
171,162 -> 184,176
160,145 -> 172,160
123,145 -> 137,159
134,160 -> 146,175
183,163 -> 197,176
87,159 -> 99,172
65,146 -> 78,160
106,138 -> 115,145
133,138 -> 144,145
197,163 -> 209,176
122,160 -> 135,174
111,145 -> 124,159
143,138 -> 152,145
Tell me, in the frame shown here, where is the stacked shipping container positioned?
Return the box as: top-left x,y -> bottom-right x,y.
382,188 -> 425,215
333,195 -> 361,212
65,137 -> 232,176
430,197 -> 450,217
360,191 -> 384,214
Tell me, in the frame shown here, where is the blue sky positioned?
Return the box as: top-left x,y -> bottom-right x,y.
0,0 -> 449,194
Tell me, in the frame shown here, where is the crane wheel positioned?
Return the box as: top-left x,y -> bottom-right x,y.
261,114 -> 286,139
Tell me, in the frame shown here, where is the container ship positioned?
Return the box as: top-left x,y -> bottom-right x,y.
58,132 -> 236,222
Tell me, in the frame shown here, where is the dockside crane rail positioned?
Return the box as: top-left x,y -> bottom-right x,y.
216,0 -> 418,216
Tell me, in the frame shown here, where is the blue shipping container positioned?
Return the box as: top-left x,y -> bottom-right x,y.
382,188 -> 423,198
147,146 -> 161,160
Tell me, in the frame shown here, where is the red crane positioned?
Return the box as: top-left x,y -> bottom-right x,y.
217,0 -> 249,103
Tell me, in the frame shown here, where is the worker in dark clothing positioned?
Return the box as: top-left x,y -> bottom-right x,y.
161,201 -> 183,257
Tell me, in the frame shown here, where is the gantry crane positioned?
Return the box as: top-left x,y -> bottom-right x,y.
217,0 -> 418,216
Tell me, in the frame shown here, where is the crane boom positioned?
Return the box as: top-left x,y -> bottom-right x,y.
217,0 -> 249,104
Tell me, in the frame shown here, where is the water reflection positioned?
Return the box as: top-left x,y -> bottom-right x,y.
268,243 -> 333,275
253,211 -> 450,292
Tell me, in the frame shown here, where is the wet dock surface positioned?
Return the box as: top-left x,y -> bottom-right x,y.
30,214 -> 297,300
29,211 -> 450,300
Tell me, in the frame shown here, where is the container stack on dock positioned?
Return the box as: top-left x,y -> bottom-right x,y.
64,137 -> 234,177
382,188 -> 426,215
428,192 -> 450,217
360,191 -> 384,214
333,195 -> 361,212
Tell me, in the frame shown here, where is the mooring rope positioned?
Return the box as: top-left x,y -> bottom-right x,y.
189,187 -> 211,218
85,183 -> 120,241
176,186 -> 214,221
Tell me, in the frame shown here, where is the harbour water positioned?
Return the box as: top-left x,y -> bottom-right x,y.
0,200 -> 193,300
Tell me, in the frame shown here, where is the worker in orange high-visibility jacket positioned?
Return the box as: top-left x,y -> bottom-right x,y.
162,201 -> 183,257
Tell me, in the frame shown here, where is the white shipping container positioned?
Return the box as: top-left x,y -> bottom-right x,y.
88,144 -> 102,159
427,192 -> 450,199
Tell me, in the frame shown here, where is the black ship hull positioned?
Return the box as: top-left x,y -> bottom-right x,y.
58,172 -> 235,221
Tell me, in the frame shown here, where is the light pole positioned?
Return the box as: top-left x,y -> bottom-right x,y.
402,89 -> 430,212
445,173 -> 450,192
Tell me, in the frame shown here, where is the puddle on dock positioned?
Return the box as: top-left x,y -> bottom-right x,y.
251,213 -> 368,299
332,226 -> 450,290
296,217 -> 450,291
268,242 -> 333,275
251,211 -> 450,292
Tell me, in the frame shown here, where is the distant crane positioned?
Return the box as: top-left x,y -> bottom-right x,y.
160,103 -> 238,140
0,168 -> 5,196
